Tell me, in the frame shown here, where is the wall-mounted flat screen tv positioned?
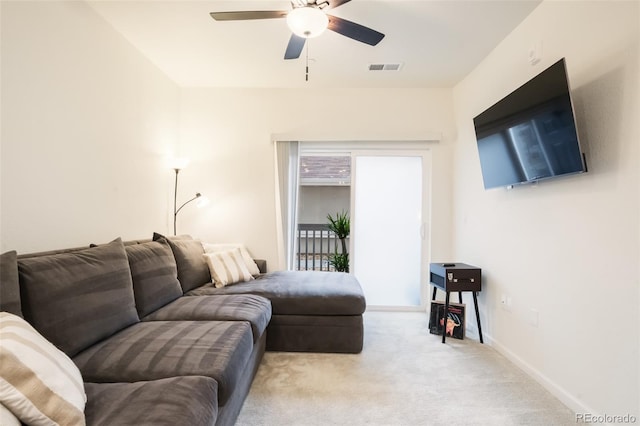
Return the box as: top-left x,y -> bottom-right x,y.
473,58 -> 587,190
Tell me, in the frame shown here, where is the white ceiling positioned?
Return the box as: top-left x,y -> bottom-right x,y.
88,0 -> 541,88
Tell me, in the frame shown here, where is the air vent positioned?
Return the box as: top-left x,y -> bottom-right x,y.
368,63 -> 403,71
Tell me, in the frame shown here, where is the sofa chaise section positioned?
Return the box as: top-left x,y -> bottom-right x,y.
156,233 -> 366,354
157,234 -> 367,353
188,270 -> 366,353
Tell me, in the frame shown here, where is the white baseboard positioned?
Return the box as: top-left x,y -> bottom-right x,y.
484,333 -> 600,419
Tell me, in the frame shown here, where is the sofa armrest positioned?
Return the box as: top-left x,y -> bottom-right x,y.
253,259 -> 267,274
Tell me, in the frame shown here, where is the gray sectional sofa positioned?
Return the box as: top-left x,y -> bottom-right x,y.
0,234 -> 366,426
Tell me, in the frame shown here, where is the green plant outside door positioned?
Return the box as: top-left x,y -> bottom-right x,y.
326,211 -> 350,272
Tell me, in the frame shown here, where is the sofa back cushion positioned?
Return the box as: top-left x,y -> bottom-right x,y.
153,233 -> 210,293
125,239 -> 183,317
1,251 -> 23,317
18,238 -> 139,357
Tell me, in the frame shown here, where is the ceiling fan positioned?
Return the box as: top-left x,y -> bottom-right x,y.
209,0 -> 385,60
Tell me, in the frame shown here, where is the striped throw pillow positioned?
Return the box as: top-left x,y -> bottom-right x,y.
203,248 -> 255,288
0,312 -> 86,425
202,242 -> 261,276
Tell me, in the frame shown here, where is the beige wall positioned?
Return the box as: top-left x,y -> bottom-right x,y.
1,1 -> 180,252
452,0 -> 639,417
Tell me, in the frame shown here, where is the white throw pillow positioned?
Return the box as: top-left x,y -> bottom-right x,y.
0,312 -> 87,426
202,242 -> 261,275
203,248 -> 255,288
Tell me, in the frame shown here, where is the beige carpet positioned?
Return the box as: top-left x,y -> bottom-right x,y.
236,311 -> 574,426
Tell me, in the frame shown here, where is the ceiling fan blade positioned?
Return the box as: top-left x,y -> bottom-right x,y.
209,11 -> 288,21
284,34 -> 306,60
327,15 -> 385,46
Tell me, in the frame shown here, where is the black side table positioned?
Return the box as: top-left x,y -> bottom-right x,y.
429,263 -> 484,344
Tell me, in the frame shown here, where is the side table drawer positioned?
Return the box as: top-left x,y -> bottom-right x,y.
446,268 -> 481,292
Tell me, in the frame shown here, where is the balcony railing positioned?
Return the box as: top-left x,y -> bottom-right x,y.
296,223 -> 347,271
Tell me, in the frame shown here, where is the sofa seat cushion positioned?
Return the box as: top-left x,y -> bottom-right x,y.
73,320 -> 252,405
142,295 -> 272,342
187,271 -> 366,316
17,238 -> 139,357
84,377 -> 218,426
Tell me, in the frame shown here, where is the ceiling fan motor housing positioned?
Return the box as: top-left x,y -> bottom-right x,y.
287,6 -> 329,38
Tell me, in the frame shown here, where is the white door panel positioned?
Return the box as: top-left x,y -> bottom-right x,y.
352,155 -> 425,307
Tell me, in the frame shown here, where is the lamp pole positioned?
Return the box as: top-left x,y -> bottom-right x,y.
173,168 -> 180,235
171,160 -> 206,236
174,193 -> 202,235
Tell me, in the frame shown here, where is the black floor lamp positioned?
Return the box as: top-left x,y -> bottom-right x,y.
172,162 -> 206,236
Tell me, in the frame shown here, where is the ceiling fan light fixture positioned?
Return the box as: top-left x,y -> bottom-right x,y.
287,7 -> 329,38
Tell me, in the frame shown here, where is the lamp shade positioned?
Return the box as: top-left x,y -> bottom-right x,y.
169,157 -> 189,171
286,7 -> 329,38
196,196 -> 211,208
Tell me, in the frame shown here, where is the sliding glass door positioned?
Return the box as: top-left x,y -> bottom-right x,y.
351,154 -> 426,308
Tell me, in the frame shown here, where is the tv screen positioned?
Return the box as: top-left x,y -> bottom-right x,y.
473,58 -> 587,190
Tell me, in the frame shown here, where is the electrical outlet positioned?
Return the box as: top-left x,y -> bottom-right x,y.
500,294 -> 512,312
